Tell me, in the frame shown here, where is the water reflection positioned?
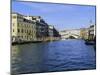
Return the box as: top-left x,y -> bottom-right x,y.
11,39 -> 96,74
12,43 -> 46,74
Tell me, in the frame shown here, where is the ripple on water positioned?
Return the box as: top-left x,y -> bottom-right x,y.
11,40 -> 96,73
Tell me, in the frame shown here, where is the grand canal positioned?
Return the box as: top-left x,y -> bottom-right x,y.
11,39 -> 96,74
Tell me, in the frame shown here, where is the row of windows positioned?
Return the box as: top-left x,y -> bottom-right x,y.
13,23 -> 35,32
12,23 -> 35,28
18,35 -> 35,39
12,15 -> 23,19
17,29 -> 35,33
12,29 -> 36,34
17,23 -> 35,28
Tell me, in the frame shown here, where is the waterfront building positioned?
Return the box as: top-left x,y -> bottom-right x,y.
48,25 -> 61,41
80,24 -> 96,41
80,28 -> 89,40
53,27 -> 61,40
12,12 -> 60,43
35,17 -> 49,41
24,16 -> 49,41
88,25 -> 95,40
12,13 -> 49,42
12,12 -> 37,42
53,28 -> 61,37
48,25 -> 54,40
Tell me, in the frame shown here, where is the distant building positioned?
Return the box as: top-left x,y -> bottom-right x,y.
53,28 -> 60,37
25,16 -> 49,41
80,24 -> 96,41
48,25 -> 54,37
80,28 -> 89,40
48,25 -> 54,41
36,17 -> 49,41
48,25 -> 61,41
88,25 -> 95,40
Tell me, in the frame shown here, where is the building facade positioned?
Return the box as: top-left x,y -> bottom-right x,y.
48,25 -> 54,40
36,17 -> 49,41
12,12 -> 60,43
48,25 -> 61,41
80,28 -> 89,40
12,12 -> 37,42
80,25 -> 96,41
24,16 -> 49,41
88,25 -> 95,40
53,28 -> 61,37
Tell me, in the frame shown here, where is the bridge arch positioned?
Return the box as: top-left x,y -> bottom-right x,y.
68,35 -> 77,39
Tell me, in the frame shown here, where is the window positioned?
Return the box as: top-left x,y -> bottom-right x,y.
20,24 -> 22,27
21,29 -> 23,33
27,36 -> 28,39
13,29 -> 14,32
18,29 -> 20,33
13,16 -> 16,19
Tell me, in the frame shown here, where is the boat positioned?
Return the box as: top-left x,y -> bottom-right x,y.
85,40 -> 95,45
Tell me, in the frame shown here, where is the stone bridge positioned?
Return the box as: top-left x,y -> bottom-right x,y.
59,29 -> 81,39
61,33 -> 80,39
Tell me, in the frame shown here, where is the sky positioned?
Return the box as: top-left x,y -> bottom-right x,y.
12,0 -> 96,31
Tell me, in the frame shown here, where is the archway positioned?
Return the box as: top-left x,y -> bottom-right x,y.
68,35 -> 76,39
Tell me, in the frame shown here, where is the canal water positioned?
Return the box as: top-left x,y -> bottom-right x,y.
11,39 -> 96,74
